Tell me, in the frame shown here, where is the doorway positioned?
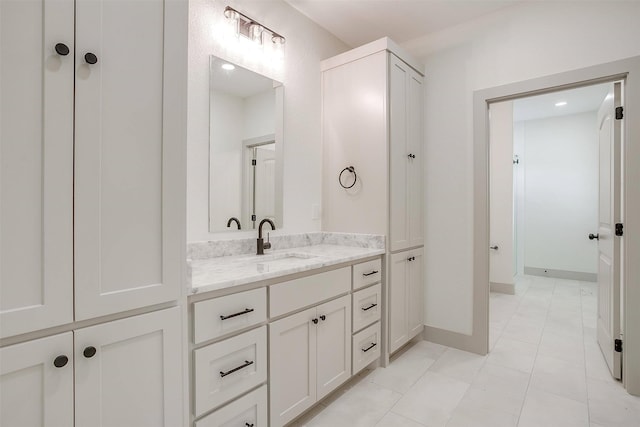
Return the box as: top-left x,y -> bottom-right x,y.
473,56 -> 640,396
488,82 -> 623,387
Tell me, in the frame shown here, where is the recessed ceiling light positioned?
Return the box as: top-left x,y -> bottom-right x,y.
221,63 -> 235,71
555,101 -> 567,107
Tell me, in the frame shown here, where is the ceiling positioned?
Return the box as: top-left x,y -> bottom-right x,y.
284,0 -> 522,48
513,83 -> 612,122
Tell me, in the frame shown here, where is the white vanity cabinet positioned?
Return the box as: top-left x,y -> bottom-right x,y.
389,248 -> 424,353
321,38 -> 425,358
1,0 -> 185,337
0,308 -> 182,427
269,294 -> 351,427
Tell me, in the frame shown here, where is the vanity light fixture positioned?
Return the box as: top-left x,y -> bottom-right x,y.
224,6 -> 285,50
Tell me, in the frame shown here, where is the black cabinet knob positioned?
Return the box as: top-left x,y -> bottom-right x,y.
55,43 -> 70,56
83,346 -> 97,358
84,52 -> 98,65
245,424 -> 254,427
588,233 -> 599,241
319,315 -> 326,321
53,355 -> 68,368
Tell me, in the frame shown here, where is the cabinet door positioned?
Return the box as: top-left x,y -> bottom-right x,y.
389,54 -> 409,252
0,333 -> 74,427
73,0 -> 184,319
389,252 -> 409,353
407,70 -> 424,248
316,294 -> 351,400
269,307 -> 317,427
408,248 -> 424,339
74,307 -> 182,427
0,0 -> 74,337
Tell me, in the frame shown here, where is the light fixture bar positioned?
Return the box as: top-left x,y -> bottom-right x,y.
224,6 -> 285,44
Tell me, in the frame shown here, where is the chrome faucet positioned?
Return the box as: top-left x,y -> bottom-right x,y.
257,218 -> 275,255
226,217 -> 241,230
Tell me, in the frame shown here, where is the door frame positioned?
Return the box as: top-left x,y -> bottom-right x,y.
473,56 -> 640,395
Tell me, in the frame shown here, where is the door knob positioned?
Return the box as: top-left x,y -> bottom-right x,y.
53,355 -> 69,368
83,346 -> 97,358
490,245 -> 499,250
588,233 -> 599,240
55,43 -> 70,56
319,315 -> 326,321
311,318 -> 318,324
84,52 -> 98,65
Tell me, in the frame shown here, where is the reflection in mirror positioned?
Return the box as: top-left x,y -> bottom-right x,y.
208,56 -> 283,232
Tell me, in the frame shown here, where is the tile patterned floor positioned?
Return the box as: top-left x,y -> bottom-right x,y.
290,275 -> 640,427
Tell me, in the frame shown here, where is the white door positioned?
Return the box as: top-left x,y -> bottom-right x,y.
316,295 -> 351,400
596,83 -> 622,379
389,252 -> 409,353
0,0 -> 74,337
389,54 -> 409,252
74,307 -> 182,427
269,307 -> 317,427
0,332 -> 74,427
408,248 -> 425,339
74,0 -> 182,319
407,70 -> 424,249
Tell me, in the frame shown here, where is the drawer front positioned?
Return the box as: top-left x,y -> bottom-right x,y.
352,259 -> 382,290
195,385 -> 267,427
194,288 -> 267,344
352,283 -> 382,333
352,322 -> 381,375
194,326 -> 267,416
270,267 -> 350,318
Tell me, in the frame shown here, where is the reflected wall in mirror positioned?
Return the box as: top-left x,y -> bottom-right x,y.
209,56 -> 283,232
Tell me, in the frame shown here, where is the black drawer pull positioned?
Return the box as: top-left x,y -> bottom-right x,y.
362,342 -> 377,352
362,270 -> 379,277
220,308 -> 254,320
246,424 -> 254,427
361,303 -> 378,311
220,360 -> 254,378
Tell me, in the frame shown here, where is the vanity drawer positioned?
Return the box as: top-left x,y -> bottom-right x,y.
352,322 -> 381,375
270,267 -> 350,318
195,385 -> 267,427
352,283 -> 382,333
193,287 -> 267,344
194,326 -> 267,416
352,258 -> 382,290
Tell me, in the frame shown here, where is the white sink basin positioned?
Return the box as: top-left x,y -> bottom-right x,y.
251,252 -> 317,272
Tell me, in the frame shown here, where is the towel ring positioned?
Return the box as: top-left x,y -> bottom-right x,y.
339,166 -> 357,189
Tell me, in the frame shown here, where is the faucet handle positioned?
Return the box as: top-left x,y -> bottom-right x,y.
264,232 -> 271,250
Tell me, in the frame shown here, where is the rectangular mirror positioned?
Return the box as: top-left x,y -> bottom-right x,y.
208,56 -> 283,232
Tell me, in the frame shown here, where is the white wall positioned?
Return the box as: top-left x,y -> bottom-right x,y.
188,0 -> 348,242
514,122 -> 525,275
489,101 -> 514,286
520,112 -> 599,274
401,1 -> 640,335
243,90 -> 275,139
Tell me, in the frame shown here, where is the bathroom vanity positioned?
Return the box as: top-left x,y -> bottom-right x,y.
187,234 -> 384,427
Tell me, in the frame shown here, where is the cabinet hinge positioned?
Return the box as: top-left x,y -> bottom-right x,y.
251,159 -> 257,166
615,339 -> 623,353
615,223 -> 624,237
615,106 -> 624,120
251,214 -> 256,221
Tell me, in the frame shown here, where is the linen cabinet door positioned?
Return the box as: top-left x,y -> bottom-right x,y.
74,307 -> 182,427
73,0 -> 184,320
0,333 -> 74,427
316,294 -> 351,400
269,307 -> 317,427
407,70 -> 424,248
408,248 -> 424,339
0,0 -> 74,337
389,54 -> 410,252
389,252 -> 409,353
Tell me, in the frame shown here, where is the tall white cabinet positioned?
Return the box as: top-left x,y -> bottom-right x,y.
0,0 -> 186,425
322,38 -> 425,358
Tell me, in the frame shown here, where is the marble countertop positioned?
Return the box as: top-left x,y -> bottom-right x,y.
189,244 -> 384,294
